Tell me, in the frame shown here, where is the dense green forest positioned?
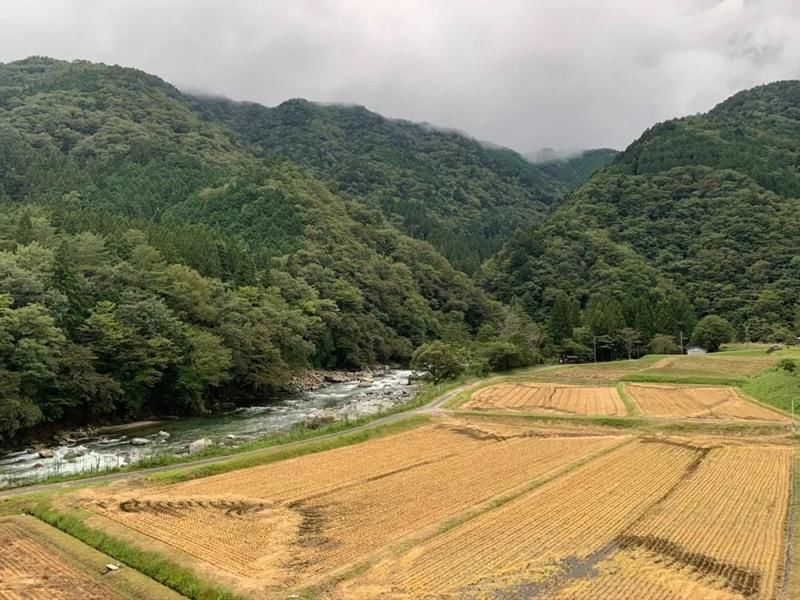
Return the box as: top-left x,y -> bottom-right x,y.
192,96 -> 565,272
0,57 -> 505,442
482,81 -> 800,354
533,148 -> 619,189
1,56 -> 798,444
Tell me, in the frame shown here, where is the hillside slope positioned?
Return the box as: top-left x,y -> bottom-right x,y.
194,96 -> 564,272
0,57 -> 497,442
482,81 -> 800,342
534,148 -> 619,189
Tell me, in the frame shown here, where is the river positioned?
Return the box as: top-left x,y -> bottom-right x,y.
0,369 -> 414,489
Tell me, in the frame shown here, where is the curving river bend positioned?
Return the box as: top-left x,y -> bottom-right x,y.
0,369 -> 413,489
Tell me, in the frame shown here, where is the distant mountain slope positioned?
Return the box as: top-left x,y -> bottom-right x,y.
0,57 -> 499,440
482,82 -> 800,340
193,96 -> 564,272
612,81 -> 800,197
534,148 -> 619,189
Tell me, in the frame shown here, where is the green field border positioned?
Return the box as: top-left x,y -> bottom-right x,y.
3,514 -> 186,600
27,500 -> 245,600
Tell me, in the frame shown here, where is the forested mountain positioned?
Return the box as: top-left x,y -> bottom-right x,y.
482,81 -> 800,347
0,57 -> 500,442
193,96 -> 564,272
534,148 -> 619,189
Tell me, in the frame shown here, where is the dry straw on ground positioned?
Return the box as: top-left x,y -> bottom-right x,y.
0,518 -> 122,600
85,421 -> 624,590
626,384 -> 788,421
464,382 -> 626,416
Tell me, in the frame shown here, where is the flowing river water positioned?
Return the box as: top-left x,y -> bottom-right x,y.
0,369 -> 414,489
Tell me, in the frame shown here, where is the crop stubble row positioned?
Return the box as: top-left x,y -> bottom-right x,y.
465,383 -> 626,416
87,422 -> 624,586
554,445 -> 792,599
626,384 -> 788,421
0,519 -> 121,600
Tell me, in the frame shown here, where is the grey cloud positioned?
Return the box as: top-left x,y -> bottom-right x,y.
0,0 -> 799,152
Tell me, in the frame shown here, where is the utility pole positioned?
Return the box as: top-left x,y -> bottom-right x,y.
679,330 -> 684,354
593,336 -> 597,363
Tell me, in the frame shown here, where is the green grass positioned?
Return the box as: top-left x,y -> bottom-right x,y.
741,368 -> 799,416
452,409 -> 646,429
621,373 -> 747,386
27,500 -> 244,600
147,415 -> 430,485
616,383 -> 638,416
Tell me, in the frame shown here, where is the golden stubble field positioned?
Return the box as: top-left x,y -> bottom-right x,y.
0,516 -> 123,600
333,439 -> 792,600
68,406 -> 796,600
464,382 -> 626,416
626,383 -> 790,421
79,419 -> 627,595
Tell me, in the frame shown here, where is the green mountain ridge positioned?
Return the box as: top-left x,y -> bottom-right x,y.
482,80 -> 800,343
534,148 -> 619,189
0,57 -> 499,442
192,95 -> 565,272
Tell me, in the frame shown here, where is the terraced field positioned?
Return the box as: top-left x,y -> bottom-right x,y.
0,518 -> 121,600
553,445 -> 792,599
626,383 -> 789,421
642,355 -> 777,378
13,352 -> 797,600
84,420 -> 625,591
463,382 -> 626,416
334,439 -> 792,600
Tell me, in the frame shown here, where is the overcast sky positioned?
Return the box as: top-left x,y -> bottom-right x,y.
1,0 -> 798,152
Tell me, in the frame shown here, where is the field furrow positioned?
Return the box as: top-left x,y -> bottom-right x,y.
626,384 -> 788,421
333,438 -> 701,599
86,420 -> 625,588
0,519 -> 122,600
553,445 -> 791,599
464,383 -> 626,416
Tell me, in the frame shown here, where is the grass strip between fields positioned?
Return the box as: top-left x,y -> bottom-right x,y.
783,453 -> 799,599
27,499 -> 246,600
5,515 -> 186,600
146,415 -> 431,484
616,382 -> 638,416
621,373 -> 748,386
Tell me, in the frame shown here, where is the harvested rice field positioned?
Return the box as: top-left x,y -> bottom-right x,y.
642,354 -> 777,378
333,439 -> 793,600
532,361 -> 645,382
463,382 -> 626,416
81,419 -> 626,593
0,515 -> 182,600
626,383 -> 789,421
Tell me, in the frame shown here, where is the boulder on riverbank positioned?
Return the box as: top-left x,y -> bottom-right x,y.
188,438 -> 213,454
305,409 -> 336,429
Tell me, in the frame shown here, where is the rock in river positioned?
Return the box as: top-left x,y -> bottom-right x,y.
130,437 -> 152,446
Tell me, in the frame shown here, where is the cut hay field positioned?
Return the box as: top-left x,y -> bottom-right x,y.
640,354 -> 777,379
626,383 -> 789,422
463,382 -> 626,416
0,515 -> 183,600
334,439 -> 792,600
79,419 -> 626,594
